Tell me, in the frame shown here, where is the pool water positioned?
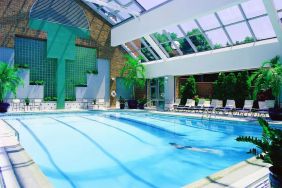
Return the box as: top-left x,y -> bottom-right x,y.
4,111 -> 263,188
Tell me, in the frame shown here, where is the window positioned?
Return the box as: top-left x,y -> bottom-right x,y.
226,22 -> 254,44
241,0 -> 266,18
206,28 -> 230,48
249,16 -> 276,40
217,6 -> 244,25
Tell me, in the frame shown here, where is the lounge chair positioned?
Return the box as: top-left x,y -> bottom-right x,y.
189,99 -> 206,112
96,99 -> 106,109
32,99 -> 42,111
11,99 -> 22,111
236,100 -> 254,117
256,100 -> 275,117
204,99 -> 217,110
216,100 -> 236,115
177,99 -> 195,111
172,99 -> 181,111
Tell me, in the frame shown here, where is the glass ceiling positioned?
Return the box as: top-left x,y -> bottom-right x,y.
122,0 -> 280,62
82,0 -> 281,63
83,0 -> 171,25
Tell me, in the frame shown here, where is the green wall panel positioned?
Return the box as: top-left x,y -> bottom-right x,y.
15,37 -> 57,97
15,37 -> 97,101
66,46 -> 97,99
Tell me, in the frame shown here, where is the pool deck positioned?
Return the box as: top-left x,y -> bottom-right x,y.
0,120 -> 53,188
0,109 -> 280,187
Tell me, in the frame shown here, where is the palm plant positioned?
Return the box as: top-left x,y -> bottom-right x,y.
236,118 -> 282,179
249,56 -> 282,107
0,62 -> 23,103
120,55 -> 146,99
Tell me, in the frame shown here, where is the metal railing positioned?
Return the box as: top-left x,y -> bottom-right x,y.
2,120 -> 19,142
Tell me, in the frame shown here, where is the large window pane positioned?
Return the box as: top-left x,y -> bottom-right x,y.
206,28 -> 230,48
153,31 -> 170,43
187,29 -> 212,52
164,26 -> 184,38
160,42 -> 180,57
249,16 -> 276,40
180,21 -> 198,35
141,47 -> 157,61
197,14 -> 220,30
226,22 -> 254,44
176,38 -> 194,54
241,0 -> 266,18
217,6 -> 244,25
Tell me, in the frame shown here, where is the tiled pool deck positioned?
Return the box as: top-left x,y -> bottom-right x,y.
0,109 -> 280,188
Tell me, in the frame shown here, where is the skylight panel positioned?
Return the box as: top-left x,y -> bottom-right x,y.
206,29 -> 230,48
164,26 -> 184,39
197,14 -> 220,31
217,6 -> 244,25
127,3 -> 144,13
115,0 -> 133,6
273,0 -> 282,10
241,0 -> 266,18
136,0 -> 169,10
179,21 -> 198,36
225,22 -> 253,44
249,16 -> 276,40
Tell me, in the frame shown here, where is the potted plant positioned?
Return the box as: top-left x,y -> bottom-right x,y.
236,118 -> 282,187
93,99 -> 96,105
24,97 -> 30,106
119,96 -> 125,109
249,56 -> 282,120
0,62 -> 23,112
138,98 -> 147,109
120,55 -> 146,109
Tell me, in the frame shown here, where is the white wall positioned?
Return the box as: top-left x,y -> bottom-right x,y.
145,40 -> 282,78
0,47 -> 14,66
76,59 -> 110,102
6,69 -> 44,99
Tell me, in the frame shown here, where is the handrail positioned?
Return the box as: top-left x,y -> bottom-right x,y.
2,120 -> 20,142
144,99 -> 153,107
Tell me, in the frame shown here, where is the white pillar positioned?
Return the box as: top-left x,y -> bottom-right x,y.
164,76 -> 175,110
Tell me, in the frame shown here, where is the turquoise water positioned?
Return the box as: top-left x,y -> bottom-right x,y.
4,111 -> 263,188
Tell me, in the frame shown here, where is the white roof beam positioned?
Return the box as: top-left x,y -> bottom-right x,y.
263,0 -> 282,42
111,0 -> 247,46
144,35 -> 168,60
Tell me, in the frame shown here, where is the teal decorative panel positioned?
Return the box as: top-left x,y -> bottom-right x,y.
66,46 -> 97,99
15,37 -> 57,98
15,37 -> 97,100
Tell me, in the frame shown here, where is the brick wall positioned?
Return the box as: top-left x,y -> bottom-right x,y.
0,0 -> 129,106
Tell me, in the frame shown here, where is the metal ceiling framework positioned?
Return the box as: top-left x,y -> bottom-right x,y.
82,0 -> 282,63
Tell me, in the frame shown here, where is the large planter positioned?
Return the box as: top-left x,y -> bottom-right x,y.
269,166 -> 282,187
127,100 -> 137,109
138,103 -> 145,109
0,103 -> 10,113
269,108 -> 282,121
120,103 -> 125,109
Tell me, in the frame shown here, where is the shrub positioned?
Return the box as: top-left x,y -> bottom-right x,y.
180,76 -> 196,105
235,71 -> 251,108
86,70 -> 98,74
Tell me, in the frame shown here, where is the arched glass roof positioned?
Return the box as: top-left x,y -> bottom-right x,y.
82,0 -> 171,25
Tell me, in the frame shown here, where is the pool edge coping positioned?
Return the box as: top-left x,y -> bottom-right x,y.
0,120 -> 53,188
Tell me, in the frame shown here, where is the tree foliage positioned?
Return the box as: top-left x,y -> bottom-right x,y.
180,76 -> 196,104
248,56 -> 282,106
120,55 -> 146,99
0,62 -> 23,102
